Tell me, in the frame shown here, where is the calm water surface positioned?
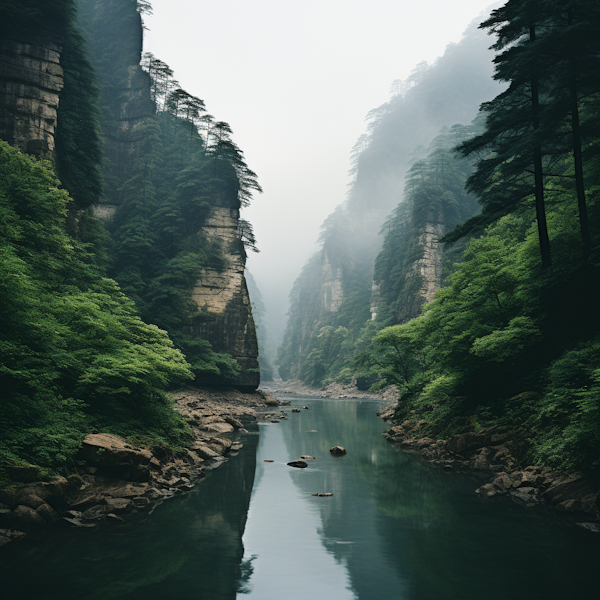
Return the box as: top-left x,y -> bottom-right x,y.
2,396 -> 600,599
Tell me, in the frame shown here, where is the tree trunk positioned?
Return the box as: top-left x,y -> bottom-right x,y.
530,24 -> 552,268
568,8 -> 591,258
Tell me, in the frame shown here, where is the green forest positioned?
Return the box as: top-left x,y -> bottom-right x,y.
0,0 -> 261,481
279,0 -> 600,473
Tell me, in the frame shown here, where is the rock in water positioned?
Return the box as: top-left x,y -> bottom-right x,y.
301,455 -> 316,460
330,446 -> 346,456
287,460 -> 308,469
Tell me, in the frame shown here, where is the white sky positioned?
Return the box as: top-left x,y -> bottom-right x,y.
144,0 -> 497,346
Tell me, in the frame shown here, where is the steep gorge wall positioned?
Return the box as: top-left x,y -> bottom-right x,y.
77,0 -> 259,390
192,203 -> 260,390
279,21 -> 499,383
0,34 -> 64,157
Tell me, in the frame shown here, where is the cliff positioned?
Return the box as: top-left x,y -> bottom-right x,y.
0,34 -> 64,157
278,21 -> 498,386
76,0 -> 260,390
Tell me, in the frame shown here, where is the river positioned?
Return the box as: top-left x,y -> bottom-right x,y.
2,396 -> 599,599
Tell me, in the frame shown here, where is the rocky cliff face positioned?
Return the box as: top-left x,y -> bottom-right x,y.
0,34 -> 64,157
76,0 -> 259,390
192,203 -> 260,390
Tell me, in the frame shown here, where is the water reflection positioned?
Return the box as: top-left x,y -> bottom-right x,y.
244,397 -> 600,600
0,426 -> 258,600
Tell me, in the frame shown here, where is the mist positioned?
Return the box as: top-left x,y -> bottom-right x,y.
144,0 -> 498,356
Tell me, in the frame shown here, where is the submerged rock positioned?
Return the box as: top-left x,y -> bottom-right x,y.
287,460 -> 308,469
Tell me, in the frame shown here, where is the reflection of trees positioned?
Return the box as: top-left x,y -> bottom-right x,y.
277,400 -> 600,600
2,429 -> 259,600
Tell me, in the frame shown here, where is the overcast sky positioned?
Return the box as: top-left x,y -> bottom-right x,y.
144,0 -> 497,347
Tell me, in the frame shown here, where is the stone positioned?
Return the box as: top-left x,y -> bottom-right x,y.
106,513 -> 124,522
82,505 -> 108,521
311,493 -> 334,497
66,474 -> 85,492
303,406 -> 309,410
476,483 -> 497,498
287,460 -> 308,469
190,443 -> 222,461
292,408 -> 301,413
144,488 -> 164,500
330,446 -> 346,456
415,438 -> 435,448
492,473 -> 513,492
203,422 -> 235,434
224,416 -> 244,429
577,523 -> 600,533
264,460 -> 274,462
13,505 -> 45,528
63,510 -> 82,519
0,535 -> 11,547
105,498 -> 132,513
300,455 -> 316,460
0,529 -> 26,540
35,502 -> 60,523
78,433 -> 152,482
14,491 -> 45,510
265,396 -> 280,406
132,497 -> 150,507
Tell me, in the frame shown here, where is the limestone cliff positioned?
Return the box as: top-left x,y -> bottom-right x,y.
76,0 -> 259,390
278,22 -> 498,384
192,203 -> 260,390
0,35 -> 64,157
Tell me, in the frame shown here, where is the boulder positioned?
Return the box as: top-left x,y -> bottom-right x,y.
311,493 -> 334,497
300,455 -> 316,460
265,396 -> 280,406
36,502 -> 60,523
203,422 -> 235,434
287,460 -> 308,468
492,473 -> 513,492
14,491 -> 45,510
291,408 -> 301,413
330,446 -> 346,456
190,443 -> 221,461
78,434 -> 152,482
476,483 -> 497,498
13,505 -> 45,529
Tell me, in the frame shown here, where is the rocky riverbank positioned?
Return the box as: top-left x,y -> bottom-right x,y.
379,406 -> 600,533
260,378 -> 400,401
0,387 -> 280,549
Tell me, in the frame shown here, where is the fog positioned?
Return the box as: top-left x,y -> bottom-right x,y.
144,0 -> 497,354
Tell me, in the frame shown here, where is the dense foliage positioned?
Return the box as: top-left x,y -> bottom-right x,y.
354,0 -> 600,472
0,142 -> 193,478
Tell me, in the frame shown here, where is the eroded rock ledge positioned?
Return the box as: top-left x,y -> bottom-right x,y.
0,387 -> 274,549
379,407 -> 600,532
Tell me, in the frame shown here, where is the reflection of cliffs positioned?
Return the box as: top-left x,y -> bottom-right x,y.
278,21 -> 498,385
